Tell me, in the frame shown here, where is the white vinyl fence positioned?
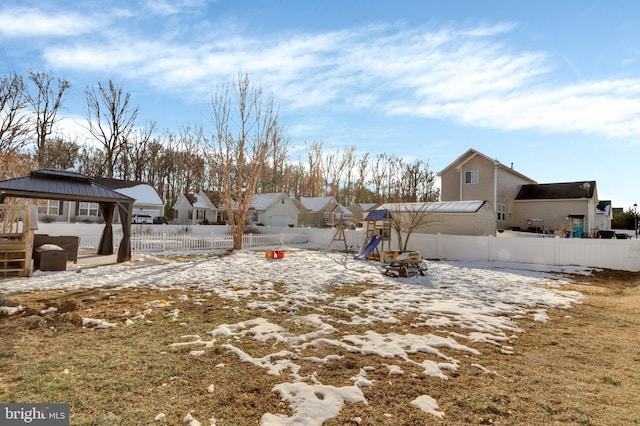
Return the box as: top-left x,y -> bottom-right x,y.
310,228 -> 640,272
37,223 -> 640,271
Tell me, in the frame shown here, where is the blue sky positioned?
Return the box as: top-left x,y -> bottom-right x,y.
2,0 -> 640,209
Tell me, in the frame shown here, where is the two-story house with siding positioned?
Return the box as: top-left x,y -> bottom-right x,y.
440,148 -> 602,236
439,149 -> 537,231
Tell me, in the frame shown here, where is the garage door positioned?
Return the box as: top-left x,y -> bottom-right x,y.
270,215 -> 294,227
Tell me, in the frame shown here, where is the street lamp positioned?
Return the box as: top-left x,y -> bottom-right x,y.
635,203 -> 638,239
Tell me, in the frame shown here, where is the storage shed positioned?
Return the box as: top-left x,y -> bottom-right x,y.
378,200 -> 497,236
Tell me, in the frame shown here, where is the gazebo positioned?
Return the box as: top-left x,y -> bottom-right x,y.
0,169 -> 134,263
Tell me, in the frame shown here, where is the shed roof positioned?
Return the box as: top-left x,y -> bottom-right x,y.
515,181 -> 597,200
379,200 -> 487,214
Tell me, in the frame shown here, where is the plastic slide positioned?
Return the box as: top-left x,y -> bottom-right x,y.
354,235 -> 382,260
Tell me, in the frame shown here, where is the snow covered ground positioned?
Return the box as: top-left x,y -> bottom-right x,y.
0,248 -> 588,425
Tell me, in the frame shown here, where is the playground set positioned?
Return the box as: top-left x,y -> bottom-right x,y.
353,209 -> 427,277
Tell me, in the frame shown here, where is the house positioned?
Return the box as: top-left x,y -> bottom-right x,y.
248,193 -> 301,227
93,177 -> 164,223
35,175 -> 163,224
596,200 -> 613,231
440,149 -> 602,237
378,201 -> 497,236
299,196 -> 353,227
439,148 -> 537,231
513,181 -> 598,237
347,203 -> 378,225
172,190 -> 230,225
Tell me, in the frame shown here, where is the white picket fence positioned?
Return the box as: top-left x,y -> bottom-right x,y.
76,231 -> 308,253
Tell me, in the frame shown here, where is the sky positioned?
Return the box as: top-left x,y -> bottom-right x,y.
0,247 -> 587,424
2,1 -> 640,209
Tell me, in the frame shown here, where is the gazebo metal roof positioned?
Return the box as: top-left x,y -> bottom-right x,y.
0,169 -> 134,203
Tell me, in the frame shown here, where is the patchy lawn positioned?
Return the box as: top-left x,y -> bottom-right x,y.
1,253 -> 639,425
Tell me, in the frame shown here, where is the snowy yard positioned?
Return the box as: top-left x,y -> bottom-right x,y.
0,248 -> 593,425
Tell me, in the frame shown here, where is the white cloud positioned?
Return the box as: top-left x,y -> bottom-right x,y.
30,14 -> 640,139
0,8 -> 95,37
143,0 -> 211,16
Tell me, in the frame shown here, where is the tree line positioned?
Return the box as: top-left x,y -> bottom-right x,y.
0,71 -> 440,220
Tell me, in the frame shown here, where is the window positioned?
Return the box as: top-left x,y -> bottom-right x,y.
78,202 -> 99,216
196,209 -> 206,220
497,203 -> 506,221
465,170 -> 479,184
37,199 -> 62,215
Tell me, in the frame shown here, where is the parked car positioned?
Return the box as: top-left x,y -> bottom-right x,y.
153,216 -> 168,224
132,213 -> 153,224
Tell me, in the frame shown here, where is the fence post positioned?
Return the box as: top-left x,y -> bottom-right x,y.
436,233 -> 443,259
487,235 -> 494,262
163,231 -> 167,252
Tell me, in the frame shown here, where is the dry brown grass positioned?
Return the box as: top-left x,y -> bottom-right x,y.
1,269 -> 639,425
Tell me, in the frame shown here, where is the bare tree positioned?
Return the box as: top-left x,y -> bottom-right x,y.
40,136 -> 80,169
124,121 -> 156,181
0,72 -> 30,154
304,140 -> 325,197
388,202 -> 437,251
27,70 -> 71,167
77,145 -> 107,177
261,124 -> 289,193
399,159 -> 439,202
208,73 -> 280,250
353,152 -> 371,203
85,80 -> 139,177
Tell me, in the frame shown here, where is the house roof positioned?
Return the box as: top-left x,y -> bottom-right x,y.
379,200 -> 487,214
183,193 -> 197,205
0,169 -> 134,204
299,196 -> 335,212
250,193 -> 289,211
439,148 -> 536,184
597,200 -> 612,215
194,192 -> 216,209
94,177 -> 163,205
202,190 -> 223,208
515,181 -> 597,200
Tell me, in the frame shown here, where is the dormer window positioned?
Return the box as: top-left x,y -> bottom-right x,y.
465,170 -> 479,184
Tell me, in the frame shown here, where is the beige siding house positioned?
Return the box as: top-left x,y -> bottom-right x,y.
299,197 -> 352,227
440,149 -> 536,231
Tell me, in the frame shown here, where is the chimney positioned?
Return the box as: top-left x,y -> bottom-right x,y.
510,162 -> 514,169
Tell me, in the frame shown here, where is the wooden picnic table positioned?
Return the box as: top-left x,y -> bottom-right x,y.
383,258 -> 427,277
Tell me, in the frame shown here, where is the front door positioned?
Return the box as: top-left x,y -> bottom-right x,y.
570,216 -> 584,238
